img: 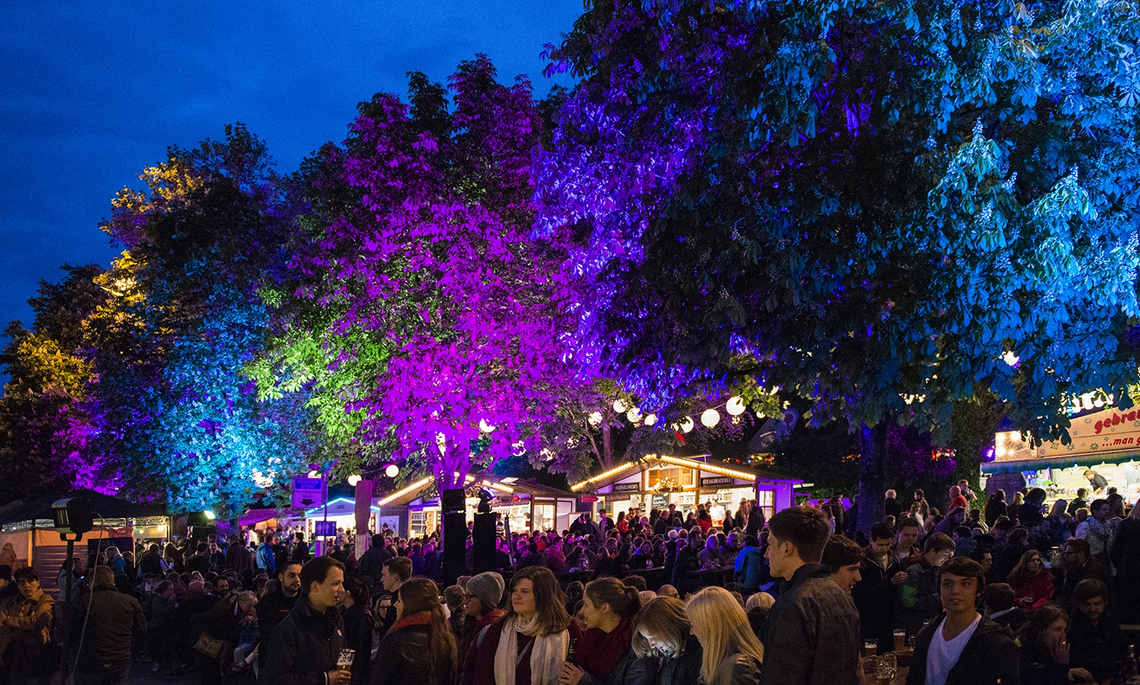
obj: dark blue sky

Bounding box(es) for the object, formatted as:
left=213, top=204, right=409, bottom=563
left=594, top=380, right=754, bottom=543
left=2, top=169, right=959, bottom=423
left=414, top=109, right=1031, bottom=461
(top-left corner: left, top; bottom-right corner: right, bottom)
left=0, top=1, right=581, bottom=337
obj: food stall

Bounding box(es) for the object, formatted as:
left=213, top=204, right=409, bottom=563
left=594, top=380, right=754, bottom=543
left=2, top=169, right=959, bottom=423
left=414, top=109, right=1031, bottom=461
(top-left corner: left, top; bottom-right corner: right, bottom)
left=986, top=405, right=1140, bottom=505
left=387, top=475, right=577, bottom=537
left=569, top=454, right=802, bottom=524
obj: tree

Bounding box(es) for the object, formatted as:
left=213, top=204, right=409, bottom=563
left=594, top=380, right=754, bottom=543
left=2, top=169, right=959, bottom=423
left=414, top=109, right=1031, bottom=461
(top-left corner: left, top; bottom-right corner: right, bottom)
left=87, top=125, right=323, bottom=518
left=0, top=265, right=109, bottom=502
left=536, top=0, right=1140, bottom=532
left=287, top=58, right=580, bottom=490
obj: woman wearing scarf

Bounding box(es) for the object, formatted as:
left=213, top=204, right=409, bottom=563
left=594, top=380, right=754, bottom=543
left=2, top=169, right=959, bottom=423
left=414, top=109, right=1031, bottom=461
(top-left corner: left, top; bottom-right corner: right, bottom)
left=558, top=578, right=657, bottom=685
left=370, top=578, right=457, bottom=685
left=463, top=566, right=570, bottom=685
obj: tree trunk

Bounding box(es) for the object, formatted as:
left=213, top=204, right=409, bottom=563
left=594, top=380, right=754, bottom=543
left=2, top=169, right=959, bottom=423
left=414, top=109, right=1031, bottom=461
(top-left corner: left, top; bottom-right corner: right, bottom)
left=602, top=423, right=613, bottom=469
left=857, top=421, right=888, bottom=536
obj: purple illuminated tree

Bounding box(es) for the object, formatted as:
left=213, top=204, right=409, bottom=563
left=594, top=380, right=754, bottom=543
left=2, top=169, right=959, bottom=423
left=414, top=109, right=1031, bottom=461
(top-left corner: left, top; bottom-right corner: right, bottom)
left=297, top=58, right=579, bottom=489
left=537, top=0, right=1140, bottom=533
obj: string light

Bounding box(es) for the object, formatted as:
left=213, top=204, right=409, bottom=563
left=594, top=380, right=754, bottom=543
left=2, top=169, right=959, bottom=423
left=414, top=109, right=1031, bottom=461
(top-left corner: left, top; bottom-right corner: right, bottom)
left=377, top=477, right=433, bottom=505
left=570, top=461, right=643, bottom=491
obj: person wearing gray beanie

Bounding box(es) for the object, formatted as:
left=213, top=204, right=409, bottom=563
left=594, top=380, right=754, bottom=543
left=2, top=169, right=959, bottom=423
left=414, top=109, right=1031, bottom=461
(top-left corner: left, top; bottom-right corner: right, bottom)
left=465, top=571, right=504, bottom=614
left=458, top=571, right=507, bottom=671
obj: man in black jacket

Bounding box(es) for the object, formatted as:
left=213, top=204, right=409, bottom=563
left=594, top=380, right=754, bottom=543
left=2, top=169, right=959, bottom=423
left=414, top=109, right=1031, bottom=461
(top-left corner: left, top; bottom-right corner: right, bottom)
left=759, top=506, right=861, bottom=685
left=1068, top=579, right=1129, bottom=683
left=355, top=534, right=390, bottom=589
left=905, top=557, right=1019, bottom=685
left=257, top=560, right=303, bottom=669
left=852, top=522, right=907, bottom=654
left=71, top=565, right=147, bottom=684
left=263, top=556, right=351, bottom=685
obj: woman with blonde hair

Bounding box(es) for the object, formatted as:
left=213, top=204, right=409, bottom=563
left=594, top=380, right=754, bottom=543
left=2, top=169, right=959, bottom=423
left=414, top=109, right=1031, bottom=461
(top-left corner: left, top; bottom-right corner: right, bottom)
left=371, top=577, right=457, bottom=685
left=631, top=596, right=702, bottom=685
left=686, top=587, right=763, bottom=685
left=462, top=566, right=570, bottom=685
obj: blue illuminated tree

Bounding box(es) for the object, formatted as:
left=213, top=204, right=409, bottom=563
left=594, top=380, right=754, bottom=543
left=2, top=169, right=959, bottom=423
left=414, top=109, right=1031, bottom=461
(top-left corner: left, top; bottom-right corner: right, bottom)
left=536, top=0, right=1140, bottom=530
left=88, top=125, right=324, bottom=518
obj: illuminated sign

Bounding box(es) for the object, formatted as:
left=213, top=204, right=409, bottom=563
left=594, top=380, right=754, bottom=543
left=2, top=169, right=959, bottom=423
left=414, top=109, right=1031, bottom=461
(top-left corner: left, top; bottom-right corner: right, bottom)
left=995, top=406, right=1140, bottom=463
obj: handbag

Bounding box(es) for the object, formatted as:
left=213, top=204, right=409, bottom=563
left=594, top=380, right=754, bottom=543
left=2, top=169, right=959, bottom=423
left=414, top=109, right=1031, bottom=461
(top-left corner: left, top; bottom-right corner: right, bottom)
left=193, top=632, right=225, bottom=660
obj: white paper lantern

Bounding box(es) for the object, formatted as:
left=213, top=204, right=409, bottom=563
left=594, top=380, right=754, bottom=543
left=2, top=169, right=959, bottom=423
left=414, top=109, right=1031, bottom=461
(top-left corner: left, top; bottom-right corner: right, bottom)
left=588, top=411, right=604, bottom=426
left=479, top=418, right=496, bottom=433
left=626, top=407, right=642, bottom=422
left=385, top=464, right=399, bottom=478
left=726, top=396, right=746, bottom=416
left=680, top=416, right=695, bottom=433
left=613, top=398, right=629, bottom=414
left=700, top=409, right=721, bottom=428
left=643, top=413, right=658, bottom=426
left=347, top=474, right=361, bottom=486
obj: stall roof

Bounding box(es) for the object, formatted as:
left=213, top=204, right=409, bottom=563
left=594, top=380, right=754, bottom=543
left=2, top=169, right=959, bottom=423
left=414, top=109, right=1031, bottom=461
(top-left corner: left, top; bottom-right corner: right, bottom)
left=570, top=454, right=803, bottom=492
left=0, top=489, right=166, bottom=526
left=982, top=450, right=1140, bottom=474
left=376, top=473, right=574, bottom=508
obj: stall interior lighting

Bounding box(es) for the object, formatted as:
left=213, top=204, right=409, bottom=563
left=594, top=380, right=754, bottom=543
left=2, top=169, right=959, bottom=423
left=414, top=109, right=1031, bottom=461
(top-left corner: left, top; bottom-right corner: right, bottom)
left=483, top=480, right=514, bottom=493
left=377, top=477, right=434, bottom=505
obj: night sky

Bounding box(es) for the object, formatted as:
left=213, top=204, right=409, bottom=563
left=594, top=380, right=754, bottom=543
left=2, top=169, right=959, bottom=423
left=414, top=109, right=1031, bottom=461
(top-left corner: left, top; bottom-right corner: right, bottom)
left=0, top=1, right=581, bottom=338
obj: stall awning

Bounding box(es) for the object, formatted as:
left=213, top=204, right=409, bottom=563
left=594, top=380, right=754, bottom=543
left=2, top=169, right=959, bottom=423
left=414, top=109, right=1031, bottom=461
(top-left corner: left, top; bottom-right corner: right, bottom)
left=982, top=450, right=1140, bottom=474
left=569, top=454, right=803, bottom=493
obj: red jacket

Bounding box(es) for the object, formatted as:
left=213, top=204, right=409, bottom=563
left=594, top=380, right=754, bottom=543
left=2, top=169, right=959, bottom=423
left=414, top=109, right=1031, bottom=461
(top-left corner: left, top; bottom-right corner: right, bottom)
left=459, top=610, right=506, bottom=685
left=1010, top=570, right=1054, bottom=612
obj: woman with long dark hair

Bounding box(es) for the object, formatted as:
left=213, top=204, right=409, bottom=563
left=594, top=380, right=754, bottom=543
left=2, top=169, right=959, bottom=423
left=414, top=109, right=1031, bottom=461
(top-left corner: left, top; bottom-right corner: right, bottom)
left=1006, top=549, right=1054, bottom=613
left=558, top=577, right=656, bottom=685
left=1017, top=603, right=1090, bottom=685
left=462, top=566, right=570, bottom=685
left=631, top=596, right=702, bottom=685
left=370, top=578, right=457, bottom=685
left=342, top=577, right=374, bottom=685
left=687, top=587, right=763, bottom=685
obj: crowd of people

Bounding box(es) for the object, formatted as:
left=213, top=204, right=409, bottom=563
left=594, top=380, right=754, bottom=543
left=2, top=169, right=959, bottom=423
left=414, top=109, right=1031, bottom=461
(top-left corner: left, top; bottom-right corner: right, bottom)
left=2, top=479, right=1139, bottom=684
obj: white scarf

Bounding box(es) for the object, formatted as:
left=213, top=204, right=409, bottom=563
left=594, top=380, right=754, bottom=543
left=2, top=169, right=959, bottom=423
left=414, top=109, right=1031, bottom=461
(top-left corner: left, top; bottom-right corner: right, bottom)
left=493, top=614, right=568, bottom=685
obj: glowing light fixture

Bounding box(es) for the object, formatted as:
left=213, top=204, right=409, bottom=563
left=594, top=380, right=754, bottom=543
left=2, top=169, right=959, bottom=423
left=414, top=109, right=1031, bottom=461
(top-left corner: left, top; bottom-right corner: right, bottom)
left=385, top=464, right=400, bottom=478
left=1002, top=350, right=1020, bottom=367
left=377, top=476, right=433, bottom=505
left=613, top=398, right=629, bottom=413
left=571, top=461, right=642, bottom=491
left=679, top=416, right=694, bottom=433
left=347, top=474, right=361, bottom=487
left=627, top=407, right=642, bottom=422
left=726, top=396, right=746, bottom=416
left=203, top=510, right=216, bottom=521
left=479, top=419, right=496, bottom=433
left=700, top=409, right=721, bottom=428
left=643, top=413, right=658, bottom=426
left=588, top=411, right=603, bottom=426
left=307, top=469, right=320, bottom=479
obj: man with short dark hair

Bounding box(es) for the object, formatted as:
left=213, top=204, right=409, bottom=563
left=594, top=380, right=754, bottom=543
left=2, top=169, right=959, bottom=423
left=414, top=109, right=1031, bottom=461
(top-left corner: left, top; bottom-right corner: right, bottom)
left=853, top=522, right=907, bottom=654
left=186, top=542, right=210, bottom=575
left=822, top=535, right=864, bottom=594
left=291, top=532, right=310, bottom=564
left=376, top=556, right=412, bottom=635
left=893, top=518, right=922, bottom=562
left=257, top=560, right=303, bottom=670
left=1068, top=579, right=1128, bottom=682
left=1075, top=499, right=1113, bottom=561
left=759, top=506, right=860, bottom=685
left=1056, top=538, right=1110, bottom=605
left=355, top=534, right=391, bottom=588
left=262, top=556, right=351, bottom=685
left=905, top=557, right=1018, bottom=685
left=981, top=582, right=1026, bottom=633
left=72, top=566, right=147, bottom=685
left=0, top=566, right=54, bottom=680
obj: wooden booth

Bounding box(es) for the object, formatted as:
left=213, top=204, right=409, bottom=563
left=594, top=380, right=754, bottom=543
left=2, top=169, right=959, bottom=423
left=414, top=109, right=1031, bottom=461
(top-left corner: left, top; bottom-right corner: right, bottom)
left=570, top=454, right=802, bottom=525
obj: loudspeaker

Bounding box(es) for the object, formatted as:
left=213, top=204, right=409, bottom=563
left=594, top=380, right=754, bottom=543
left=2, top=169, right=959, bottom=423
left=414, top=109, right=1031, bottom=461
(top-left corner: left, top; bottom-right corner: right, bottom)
left=472, top=512, right=497, bottom=573
left=442, top=511, right=469, bottom=585
left=441, top=488, right=466, bottom=514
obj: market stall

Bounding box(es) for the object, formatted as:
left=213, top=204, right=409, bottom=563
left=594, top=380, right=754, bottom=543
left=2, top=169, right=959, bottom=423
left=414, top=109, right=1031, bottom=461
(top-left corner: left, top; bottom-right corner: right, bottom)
left=986, top=405, right=1140, bottom=505
left=0, top=489, right=167, bottom=596
left=384, top=475, right=576, bottom=537
left=569, top=454, right=802, bottom=524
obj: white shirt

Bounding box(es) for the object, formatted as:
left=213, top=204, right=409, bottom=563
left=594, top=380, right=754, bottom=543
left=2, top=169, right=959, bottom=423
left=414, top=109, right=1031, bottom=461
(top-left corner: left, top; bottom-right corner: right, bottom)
left=925, top=614, right=981, bottom=685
